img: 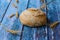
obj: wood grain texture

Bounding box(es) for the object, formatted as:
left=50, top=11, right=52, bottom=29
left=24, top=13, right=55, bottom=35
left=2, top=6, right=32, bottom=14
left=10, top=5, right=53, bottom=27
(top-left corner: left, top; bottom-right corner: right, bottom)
left=0, top=0, right=12, bottom=22
left=0, top=0, right=60, bottom=40
left=46, top=0, right=60, bottom=40
left=0, top=0, right=29, bottom=40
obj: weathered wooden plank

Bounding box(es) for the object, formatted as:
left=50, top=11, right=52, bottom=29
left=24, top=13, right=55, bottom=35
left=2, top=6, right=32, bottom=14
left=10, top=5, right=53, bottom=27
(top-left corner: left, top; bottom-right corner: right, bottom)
left=53, top=0, right=60, bottom=40
left=21, top=0, right=47, bottom=40
left=1, top=0, right=60, bottom=40
left=0, top=0, right=12, bottom=22
left=46, top=0, right=60, bottom=40
left=0, top=0, right=29, bottom=40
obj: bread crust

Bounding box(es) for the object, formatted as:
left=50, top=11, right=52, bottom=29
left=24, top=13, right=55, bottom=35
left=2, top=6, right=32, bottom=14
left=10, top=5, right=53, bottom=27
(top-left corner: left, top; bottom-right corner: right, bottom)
left=20, top=8, right=47, bottom=27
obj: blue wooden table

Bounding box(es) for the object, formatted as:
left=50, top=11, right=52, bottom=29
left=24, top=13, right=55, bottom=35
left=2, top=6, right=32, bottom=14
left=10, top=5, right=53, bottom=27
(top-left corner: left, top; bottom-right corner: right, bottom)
left=0, top=0, right=60, bottom=40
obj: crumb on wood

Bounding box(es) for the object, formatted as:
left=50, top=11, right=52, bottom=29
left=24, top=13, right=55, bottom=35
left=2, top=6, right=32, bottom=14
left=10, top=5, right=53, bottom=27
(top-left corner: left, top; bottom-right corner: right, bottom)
left=50, top=21, right=60, bottom=28
left=40, top=3, right=46, bottom=9
left=0, top=23, right=20, bottom=34
left=16, top=0, right=19, bottom=3
left=6, top=30, right=20, bottom=34
left=16, top=12, right=19, bottom=18
left=41, top=0, right=44, bottom=3
left=9, top=14, right=15, bottom=18
left=12, top=3, right=18, bottom=8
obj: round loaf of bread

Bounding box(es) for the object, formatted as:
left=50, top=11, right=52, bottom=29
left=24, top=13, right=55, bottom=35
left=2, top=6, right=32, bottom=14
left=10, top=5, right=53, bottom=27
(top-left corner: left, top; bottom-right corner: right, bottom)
left=20, top=8, right=47, bottom=27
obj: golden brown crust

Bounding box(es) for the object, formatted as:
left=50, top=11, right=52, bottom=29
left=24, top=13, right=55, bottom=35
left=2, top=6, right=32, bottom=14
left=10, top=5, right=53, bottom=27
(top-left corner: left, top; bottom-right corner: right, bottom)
left=20, top=8, right=47, bottom=27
